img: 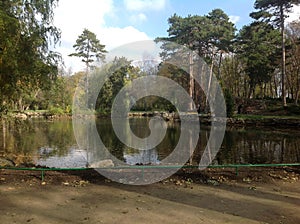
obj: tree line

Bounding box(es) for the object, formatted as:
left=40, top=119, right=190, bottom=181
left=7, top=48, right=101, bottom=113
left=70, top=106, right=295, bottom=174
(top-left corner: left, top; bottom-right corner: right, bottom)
left=157, top=1, right=300, bottom=110
left=1, top=0, right=300, bottom=116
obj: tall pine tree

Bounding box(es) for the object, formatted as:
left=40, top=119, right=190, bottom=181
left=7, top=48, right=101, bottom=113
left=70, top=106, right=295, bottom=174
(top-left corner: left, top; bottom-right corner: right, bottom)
left=69, top=29, right=107, bottom=108
left=69, top=29, right=107, bottom=72
left=251, top=0, right=300, bottom=106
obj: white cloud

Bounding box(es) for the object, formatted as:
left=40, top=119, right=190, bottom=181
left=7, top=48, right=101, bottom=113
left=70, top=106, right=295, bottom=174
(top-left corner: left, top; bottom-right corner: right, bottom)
left=229, top=15, right=240, bottom=24
left=107, top=40, right=161, bottom=62
left=57, top=26, right=150, bottom=72
left=287, top=5, right=300, bottom=23
left=100, top=26, right=150, bottom=49
left=129, top=13, right=147, bottom=24
left=124, top=0, right=167, bottom=11
left=54, top=0, right=113, bottom=42
left=53, top=0, right=151, bottom=73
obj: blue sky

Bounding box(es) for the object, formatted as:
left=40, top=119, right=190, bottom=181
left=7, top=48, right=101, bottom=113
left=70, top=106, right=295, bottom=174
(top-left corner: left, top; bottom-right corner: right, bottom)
left=105, top=0, right=255, bottom=38
left=53, top=0, right=300, bottom=73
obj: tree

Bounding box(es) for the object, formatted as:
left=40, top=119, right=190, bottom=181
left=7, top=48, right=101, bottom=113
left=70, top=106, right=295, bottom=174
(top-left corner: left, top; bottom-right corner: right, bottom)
left=157, top=9, right=235, bottom=111
left=286, top=21, right=300, bottom=104
left=221, top=53, right=246, bottom=98
left=251, top=0, right=300, bottom=106
left=224, top=88, right=235, bottom=117
left=69, top=29, right=107, bottom=109
left=237, top=21, right=281, bottom=98
left=0, top=0, right=61, bottom=110
left=90, top=57, right=138, bottom=113
left=69, top=29, right=107, bottom=71
left=162, top=14, right=199, bottom=110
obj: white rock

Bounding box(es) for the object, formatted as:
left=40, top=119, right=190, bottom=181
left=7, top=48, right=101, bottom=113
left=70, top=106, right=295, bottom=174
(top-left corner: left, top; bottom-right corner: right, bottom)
left=89, top=159, right=114, bottom=168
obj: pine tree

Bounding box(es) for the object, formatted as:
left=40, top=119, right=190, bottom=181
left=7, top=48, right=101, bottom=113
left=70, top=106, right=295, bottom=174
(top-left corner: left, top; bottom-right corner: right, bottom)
left=251, top=0, right=300, bottom=107
left=69, top=29, right=107, bottom=72
left=69, top=29, right=107, bottom=108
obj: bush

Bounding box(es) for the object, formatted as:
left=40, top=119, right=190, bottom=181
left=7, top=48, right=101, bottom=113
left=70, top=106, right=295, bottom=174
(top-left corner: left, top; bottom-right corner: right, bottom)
left=65, top=105, right=72, bottom=114
left=48, top=106, right=65, bottom=115
left=224, top=89, right=235, bottom=118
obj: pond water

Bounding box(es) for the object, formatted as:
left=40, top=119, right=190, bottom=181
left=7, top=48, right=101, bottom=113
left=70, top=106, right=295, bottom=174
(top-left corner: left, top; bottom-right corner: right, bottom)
left=0, top=118, right=299, bottom=168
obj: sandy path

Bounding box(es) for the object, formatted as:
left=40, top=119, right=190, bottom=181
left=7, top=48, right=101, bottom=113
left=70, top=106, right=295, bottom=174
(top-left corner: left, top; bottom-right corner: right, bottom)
left=0, top=169, right=299, bottom=224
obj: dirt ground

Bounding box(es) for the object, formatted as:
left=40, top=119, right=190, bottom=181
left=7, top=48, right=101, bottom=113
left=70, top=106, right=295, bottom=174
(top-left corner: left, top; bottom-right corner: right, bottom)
left=0, top=167, right=299, bottom=224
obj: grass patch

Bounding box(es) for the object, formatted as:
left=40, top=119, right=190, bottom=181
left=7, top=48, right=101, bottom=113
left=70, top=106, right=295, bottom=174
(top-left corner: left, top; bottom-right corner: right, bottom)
left=234, top=114, right=300, bottom=120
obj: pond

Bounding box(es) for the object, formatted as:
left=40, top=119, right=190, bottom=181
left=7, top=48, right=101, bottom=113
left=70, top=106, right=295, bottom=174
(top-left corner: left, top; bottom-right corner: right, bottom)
left=0, top=118, right=299, bottom=168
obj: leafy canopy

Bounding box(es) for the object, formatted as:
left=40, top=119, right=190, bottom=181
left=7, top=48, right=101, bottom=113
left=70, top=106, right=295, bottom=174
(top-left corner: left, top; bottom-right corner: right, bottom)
left=237, top=21, right=281, bottom=89
left=0, top=0, right=61, bottom=110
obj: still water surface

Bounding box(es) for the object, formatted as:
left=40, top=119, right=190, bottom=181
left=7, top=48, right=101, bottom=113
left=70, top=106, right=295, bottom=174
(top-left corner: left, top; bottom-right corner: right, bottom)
left=0, top=118, right=299, bottom=167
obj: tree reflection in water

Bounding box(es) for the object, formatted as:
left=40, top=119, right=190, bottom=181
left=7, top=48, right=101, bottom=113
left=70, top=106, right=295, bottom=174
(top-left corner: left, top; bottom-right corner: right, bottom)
left=0, top=118, right=299, bottom=167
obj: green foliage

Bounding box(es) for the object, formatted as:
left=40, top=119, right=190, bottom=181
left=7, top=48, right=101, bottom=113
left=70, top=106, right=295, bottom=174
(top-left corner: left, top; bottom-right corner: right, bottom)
left=253, top=0, right=300, bottom=27
left=65, top=105, right=72, bottom=114
left=157, top=9, right=236, bottom=112
left=130, top=96, right=176, bottom=112
left=237, top=21, right=281, bottom=96
left=224, top=89, right=235, bottom=117
left=90, top=57, right=178, bottom=113
left=48, top=106, right=65, bottom=115
left=0, top=0, right=61, bottom=111
left=88, top=57, right=134, bottom=113
left=163, top=9, right=236, bottom=58
left=252, top=0, right=300, bottom=107
left=41, top=76, right=73, bottom=111
left=2, top=2, right=299, bottom=115
left=69, top=29, right=107, bottom=69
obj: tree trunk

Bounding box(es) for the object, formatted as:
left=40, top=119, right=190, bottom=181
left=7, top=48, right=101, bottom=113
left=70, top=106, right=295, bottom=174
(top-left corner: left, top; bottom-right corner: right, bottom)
left=18, top=97, right=23, bottom=111
left=189, top=51, right=194, bottom=111
left=296, top=68, right=300, bottom=105
left=273, top=75, right=278, bottom=98
left=2, top=120, right=6, bottom=150
left=85, top=62, right=89, bottom=109
left=206, top=56, right=214, bottom=106
left=280, top=5, right=287, bottom=107
left=217, top=51, right=223, bottom=80
left=248, top=82, right=254, bottom=99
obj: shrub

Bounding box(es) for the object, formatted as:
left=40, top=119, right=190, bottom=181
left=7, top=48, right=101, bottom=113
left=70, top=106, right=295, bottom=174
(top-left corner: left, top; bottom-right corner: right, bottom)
left=48, top=106, right=65, bottom=115
left=224, top=89, right=235, bottom=118
left=65, top=105, right=72, bottom=114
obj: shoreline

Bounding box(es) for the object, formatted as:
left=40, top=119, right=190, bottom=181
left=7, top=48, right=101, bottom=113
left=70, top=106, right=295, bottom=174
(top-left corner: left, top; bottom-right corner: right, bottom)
left=1, top=110, right=300, bottom=128
left=1, top=165, right=299, bottom=185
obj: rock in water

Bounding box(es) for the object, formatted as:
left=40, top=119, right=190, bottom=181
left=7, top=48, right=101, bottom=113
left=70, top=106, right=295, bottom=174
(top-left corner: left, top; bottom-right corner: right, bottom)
left=88, top=159, right=114, bottom=168
left=0, top=158, right=14, bottom=167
